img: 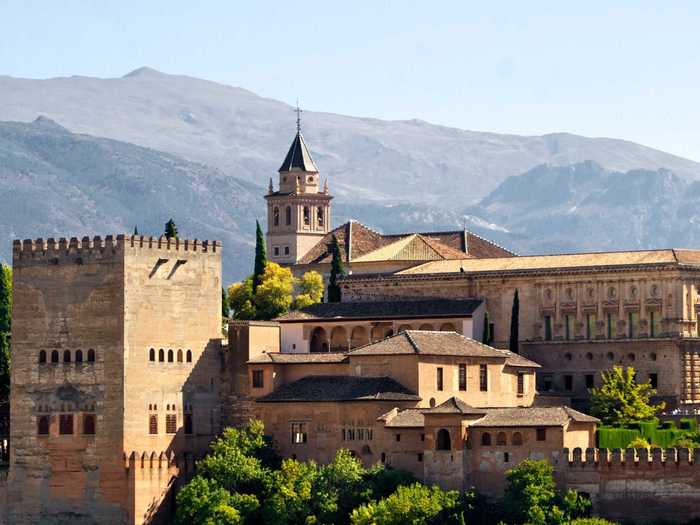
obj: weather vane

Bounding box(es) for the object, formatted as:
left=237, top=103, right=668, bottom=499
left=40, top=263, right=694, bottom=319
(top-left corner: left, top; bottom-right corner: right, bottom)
left=295, top=98, right=302, bottom=133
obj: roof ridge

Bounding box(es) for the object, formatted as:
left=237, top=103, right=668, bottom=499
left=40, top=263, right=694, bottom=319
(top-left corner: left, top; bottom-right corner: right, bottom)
left=402, top=330, right=421, bottom=353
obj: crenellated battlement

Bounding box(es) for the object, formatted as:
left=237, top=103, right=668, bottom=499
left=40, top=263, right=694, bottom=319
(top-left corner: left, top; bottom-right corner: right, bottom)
left=561, top=446, right=700, bottom=469
left=123, top=450, right=198, bottom=474
left=12, top=234, right=221, bottom=265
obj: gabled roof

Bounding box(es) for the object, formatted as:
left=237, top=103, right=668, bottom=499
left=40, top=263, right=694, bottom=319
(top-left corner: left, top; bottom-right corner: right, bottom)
left=348, top=330, right=540, bottom=368
left=279, top=132, right=319, bottom=173
left=469, top=406, right=600, bottom=427
left=296, top=220, right=513, bottom=265
left=248, top=352, right=349, bottom=364
left=425, top=396, right=486, bottom=415
left=257, top=375, right=420, bottom=402
left=275, top=299, right=482, bottom=322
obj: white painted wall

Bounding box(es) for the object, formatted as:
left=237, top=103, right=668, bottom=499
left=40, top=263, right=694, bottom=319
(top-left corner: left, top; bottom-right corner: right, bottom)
left=280, top=324, right=306, bottom=353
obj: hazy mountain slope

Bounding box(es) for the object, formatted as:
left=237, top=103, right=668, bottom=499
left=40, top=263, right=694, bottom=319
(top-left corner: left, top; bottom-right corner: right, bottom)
left=465, top=161, right=700, bottom=254
left=0, top=67, right=698, bottom=208
left=0, top=117, right=261, bottom=281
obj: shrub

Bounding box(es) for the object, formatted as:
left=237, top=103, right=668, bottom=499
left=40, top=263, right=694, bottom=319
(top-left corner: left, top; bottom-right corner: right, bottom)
left=628, top=437, right=651, bottom=449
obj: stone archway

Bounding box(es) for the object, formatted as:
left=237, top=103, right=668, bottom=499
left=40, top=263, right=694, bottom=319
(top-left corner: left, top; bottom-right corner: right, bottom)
left=440, top=322, right=457, bottom=332
left=419, top=323, right=434, bottom=330
left=310, top=327, right=329, bottom=353
left=397, top=324, right=413, bottom=333
left=350, top=326, right=369, bottom=348
left=436, top=429, right=451, bottom=451
left=330, top=326, right=349, bottom=352
left=370, top=325, right=385, bottom=342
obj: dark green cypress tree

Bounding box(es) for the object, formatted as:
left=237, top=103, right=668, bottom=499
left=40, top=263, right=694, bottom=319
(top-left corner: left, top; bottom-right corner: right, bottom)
left=164, top=219, right=178, bottom=239
left=509, top=289, right=520, bottom=353
left=0, top=265, right=11, bottom=403
left=222, top=287, right=230, bottom=319
left=252, top=220, right=267, bottom=293
left=327, top=235, right=344, bottom=303
left=482, top=311, right=491, bottom=345
left=133, top=225, right=139, bottom=236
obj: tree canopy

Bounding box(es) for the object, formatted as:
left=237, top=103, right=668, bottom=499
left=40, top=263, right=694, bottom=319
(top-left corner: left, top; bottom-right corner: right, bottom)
left=589, top=366, right=665, bottom=425
left=164, top=218, right=178, bottom=239
left=293, top=270, right=324, bottom=309
left=327, top=234, right=344, bottom=303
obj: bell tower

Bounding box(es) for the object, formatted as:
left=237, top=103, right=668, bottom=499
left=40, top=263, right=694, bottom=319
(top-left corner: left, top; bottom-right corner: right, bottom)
left=265, top=113, right=332, bottom=264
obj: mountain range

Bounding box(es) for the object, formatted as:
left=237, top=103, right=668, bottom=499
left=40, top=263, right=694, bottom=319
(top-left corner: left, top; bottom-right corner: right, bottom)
left=0, top=67, right=699, bottom=282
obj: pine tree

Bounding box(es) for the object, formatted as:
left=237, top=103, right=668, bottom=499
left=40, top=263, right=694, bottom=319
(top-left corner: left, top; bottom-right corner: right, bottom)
left=253, top=220, right=268, bottom=293
left=509, top=289, right=520, bottom=353
left=164, top=219, right=178, bottom=239
left=327, top=235, right=345, bottom=303
left=482, top=311, right=491, bottom=345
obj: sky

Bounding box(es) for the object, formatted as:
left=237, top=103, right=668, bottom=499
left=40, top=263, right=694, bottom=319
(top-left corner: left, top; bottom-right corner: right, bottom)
left=1, top=1, right=700, bottom=161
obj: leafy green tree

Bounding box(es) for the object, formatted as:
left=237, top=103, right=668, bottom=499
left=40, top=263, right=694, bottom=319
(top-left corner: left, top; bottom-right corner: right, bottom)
left=363, top=464, right=417, bottom=501
left=164, top=218, right=178, bottom=239
left=327, top=235, right=344, bottom=303
left=253, top=220, right=268, bottom=293
left=293, top=270, right=324, bottom=309
left=482, top=311, right=491, bottom=345
left=228, top=278, right=256, bottom=320
left=350, top=483, right=462, bottom=525
left=589, top=366, right=665, bottom=425
left=254, top=262, right=294, bottom=320
left=504, top=459, right=559, bottom=525
left=509, top=289, right=519, bottom=353
left=222, top=287, right=230, bottom=319
left=561, top=489, right=593, bottom=522
left=262, top=458, right=320, bottom=525
left=314, top=449, right=367, bottom=523
left=175, top=476, right=254, bottom=525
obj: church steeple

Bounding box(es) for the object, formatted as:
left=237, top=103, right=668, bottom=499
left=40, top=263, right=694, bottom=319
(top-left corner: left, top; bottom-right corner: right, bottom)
left=278, top=132, right=319, bottom=173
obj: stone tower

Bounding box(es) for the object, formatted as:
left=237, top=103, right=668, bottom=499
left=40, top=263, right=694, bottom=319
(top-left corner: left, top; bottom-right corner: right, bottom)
left=8, top=234, right=223, bottom=525
left=265, top=127, right=332, bottom=264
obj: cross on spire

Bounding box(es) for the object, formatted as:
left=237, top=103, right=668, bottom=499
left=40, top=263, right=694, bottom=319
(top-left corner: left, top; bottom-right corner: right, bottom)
left=295, top=99, right=302, bottom=133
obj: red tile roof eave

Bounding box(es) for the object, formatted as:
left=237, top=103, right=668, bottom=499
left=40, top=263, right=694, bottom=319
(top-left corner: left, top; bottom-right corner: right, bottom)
left=255, top=396, right=422, bottom=403
left=276, top=313, right=474, bottom=323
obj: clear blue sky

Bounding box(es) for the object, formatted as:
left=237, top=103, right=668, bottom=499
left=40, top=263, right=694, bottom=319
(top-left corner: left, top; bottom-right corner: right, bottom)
left=2, top=1, right=699, bottom=160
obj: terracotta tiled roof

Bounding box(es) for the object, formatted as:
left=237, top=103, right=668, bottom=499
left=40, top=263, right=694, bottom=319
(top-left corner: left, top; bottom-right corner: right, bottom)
left=383, top=409, right=426, bottom=428
left=276, top=299, right=482, bottom=322
left=425, top=397, right=486, bottom=415
left=397, top=249, right=700, bottom=276
left=257, top=375, right=420, bottom=402
left=248, top=352, right=349, bottom=364
left=469, top=406, right=599, bottom=427
left=348, top=331, right=540, bottom=368
left=296, top=220, right=513, bottom=265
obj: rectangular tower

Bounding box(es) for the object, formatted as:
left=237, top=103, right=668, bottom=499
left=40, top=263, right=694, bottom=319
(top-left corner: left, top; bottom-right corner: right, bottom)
left=8, top=234, right=222, bottom=525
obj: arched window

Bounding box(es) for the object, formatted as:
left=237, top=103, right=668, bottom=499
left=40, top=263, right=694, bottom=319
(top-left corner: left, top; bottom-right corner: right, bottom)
left=177, top=349, right=183, bottom=362
left=380, top=452, right=386, bottom=463
left=350, top=326, right=369, bottom=349
left=317, top=207, right=324, bottom=227
left=186, top=350, right=192, bottom=363
left=39, top=350, right=47, bottom=364
left=330, top=326, right=348, bottom=352
left=310, top=327, right=329, bottom=353
left=273, top=207, right=280, bottom=226
left=75, top=349, right=83, bottom=363
left=303, top=206, right=310, bottom=225
left=63, top=350, right=71, bottom=363
left=496, top=432, right=507, bottom=446
left=83, top=414, right=96, bottom=435
left=285, top=206, right=292, bottom=225
left=167, top=349, right=174, bottom=363
left=440, top=322, right=457, bottom=332
left=51, top=350, right=59, bottom=364
left=512, top=432, right=523, bottom=446
left=397, top=324, right=412, bottom=333
left=149, top=348, right=155, bottom=362
left=159, top=349, right=165, bottom=362
left=436, top=429, right=451, bottom=451
left=481, top=432, right=492, bottom=446
left=37, top=415, right=50, bottom=435
left=419, top=323, right=434, bottom=330
left=87, top=349, right=96, bottom=363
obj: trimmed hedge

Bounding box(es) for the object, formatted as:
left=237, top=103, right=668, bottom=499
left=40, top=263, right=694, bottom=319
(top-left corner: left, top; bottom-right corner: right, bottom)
left=597, top=420, right=699, bottom=449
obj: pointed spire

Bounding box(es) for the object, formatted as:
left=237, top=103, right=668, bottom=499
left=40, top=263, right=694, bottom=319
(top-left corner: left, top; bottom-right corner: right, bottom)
left=268, top=177, right=274, bottom=194
left=323, top=178, right=329, bottom=194
left=279, top=132, right=319, bottom=173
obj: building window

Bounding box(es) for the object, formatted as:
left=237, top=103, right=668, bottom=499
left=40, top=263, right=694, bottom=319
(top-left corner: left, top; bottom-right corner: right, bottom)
left=177, top=349, right=183, bottom=362
left=607, top=313, right=617, bottom=339
left=149, top=415, right=158, bottom=435
left=158, top=349, right=164, bottom=362
left=87, top=349, right=95, bottom=362
left=564, top=315, right=572, bottom=340
left=83, top=414, right=96, bottom=435
left=317, top=207, right=324, bottom=227
left=149, top=348, right=155, bottom=361
left=284, top=246, right=290, bottom=255
left=51, top=350, right=59, bottom=363
left=395, top=433, right=401, bottom=442
left=496, top=432, right=507, bottom=446
left=274, top=247, right=280, bottom=256
left=63, top=350, right=71, bottom=363
left=75, top=349, right=83, bottom=363
left=291, top=422, right=307, bottom=444
left=303, top=206, right=310, bottom=225
left=166, top=414, right=177, bottom=434
left=285, top=206, right=292, bottom=225
left=479, top=364, right=488, bottom=391
left=252, top=370, right=264, bottom=388
left=417, top=453, right=423, bottom=462
left=186, top=350, right=192, bottom=363
left=650, top=311, right=659, bottom=337
left=167, top=349, right=174, bottom=362
left=536, top=428, right=547, bottom=441
left=59, top=414, right=74, bottom=435
left=504, top=452, right=510, bottom=463
left=585, top=374, right=595, bottom=389
left=273, top=207, right=279, bottom=226
left=512, top=432, right=523, bottom=446
left=517, top=372, right=525, bottom=395
left=39, top=350, right=46, bottom=364
left=649, top=373, right=658, bottom=389
left=544, top=315, right=553, bottom=341
left=436, top=429, right=451, bottom=451
left=184, top=413, right=193, bottom=435
left=542, top=375, right=553, bottom=392
left=436, top=367, right=444, bottom=391
left=628, top=312, right=638, bottom=338
left=459, top=363, right=467, bottom=391
left=381, top=452, right=386, bottom=463
left=586, top=314, right=596, bottom=339
left=481, top=432, right=491, bottom=446
left=564, top=374, right=573, bottom=391
left=38, top=415, right=50, bottom=435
